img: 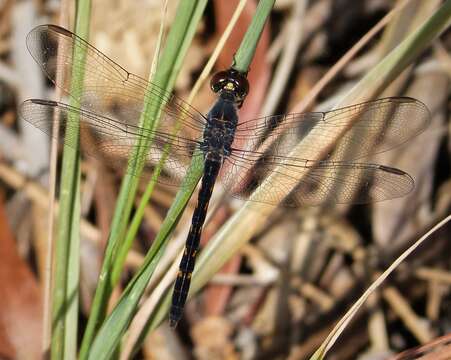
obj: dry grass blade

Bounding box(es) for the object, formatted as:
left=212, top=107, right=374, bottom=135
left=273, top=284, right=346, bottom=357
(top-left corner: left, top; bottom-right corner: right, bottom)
left=390, top=332, right=451, bottom=360
left=310, top=214, right=451, bottom=359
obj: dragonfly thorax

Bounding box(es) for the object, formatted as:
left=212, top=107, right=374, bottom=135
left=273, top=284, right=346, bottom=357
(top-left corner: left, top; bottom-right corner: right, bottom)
left=202, top=97, right=239, bottom=162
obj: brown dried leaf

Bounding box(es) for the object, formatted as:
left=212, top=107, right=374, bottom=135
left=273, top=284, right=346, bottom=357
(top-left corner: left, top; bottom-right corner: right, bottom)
left=0, top=195, right=42, bottom=359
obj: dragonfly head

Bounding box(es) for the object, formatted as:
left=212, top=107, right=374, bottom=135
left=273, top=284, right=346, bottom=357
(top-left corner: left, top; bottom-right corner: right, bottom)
left=211, top=68, right=249, bottom=108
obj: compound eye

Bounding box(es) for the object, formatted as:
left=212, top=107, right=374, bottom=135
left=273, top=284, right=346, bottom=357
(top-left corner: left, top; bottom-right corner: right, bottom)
left=210, top=71, right=228, bottom=93
left=233, top=73, right=249, bottom=98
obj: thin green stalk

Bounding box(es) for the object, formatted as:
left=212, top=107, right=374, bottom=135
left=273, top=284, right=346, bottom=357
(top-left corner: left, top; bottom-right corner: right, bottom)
left=110, top=1, right=169, bottom=285
left=233, top=0, right=275, bottom=72
left=51, top=1, right=91, bottom=359
left=81, top=2, right=208, bottom=359
left=111, top=158, right=162, bottom=285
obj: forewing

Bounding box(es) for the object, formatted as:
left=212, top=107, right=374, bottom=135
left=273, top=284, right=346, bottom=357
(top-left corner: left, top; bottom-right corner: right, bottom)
left=26, top=24, right=206, bottom=141
left=235, top=97, right=430, bottom=162
left=19, top=99, right=204, bottom=187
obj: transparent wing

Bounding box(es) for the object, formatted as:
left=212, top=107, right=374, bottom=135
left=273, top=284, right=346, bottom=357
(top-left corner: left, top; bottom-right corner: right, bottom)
left=19, top=99, right=204, bottom=186
left=26, top=24, right=206, bottom=139
left=221, top=153, right=414, bottom=206
left=220, top=97, right=429, bottom=206
left=234, top=97, right=430, bottom=161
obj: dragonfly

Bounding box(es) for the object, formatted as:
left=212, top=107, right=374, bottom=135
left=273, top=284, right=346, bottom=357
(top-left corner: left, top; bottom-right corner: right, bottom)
left=19, top=25, right=430, bottom=328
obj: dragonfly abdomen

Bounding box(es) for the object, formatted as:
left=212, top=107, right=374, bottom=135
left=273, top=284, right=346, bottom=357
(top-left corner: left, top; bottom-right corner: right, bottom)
left=169, top=160, right=221, bottom=328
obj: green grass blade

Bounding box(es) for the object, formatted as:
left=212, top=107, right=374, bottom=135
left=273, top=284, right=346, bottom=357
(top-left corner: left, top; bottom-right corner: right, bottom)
left=50, top=1, right=91, bottom=359
left=233, top=0, right=275, bottom=72
left=110, top=2, right=169, bottom=285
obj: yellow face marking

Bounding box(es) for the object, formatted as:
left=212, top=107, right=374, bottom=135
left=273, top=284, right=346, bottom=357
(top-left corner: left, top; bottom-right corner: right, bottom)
left=225, top=82, right=235, bottom=91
